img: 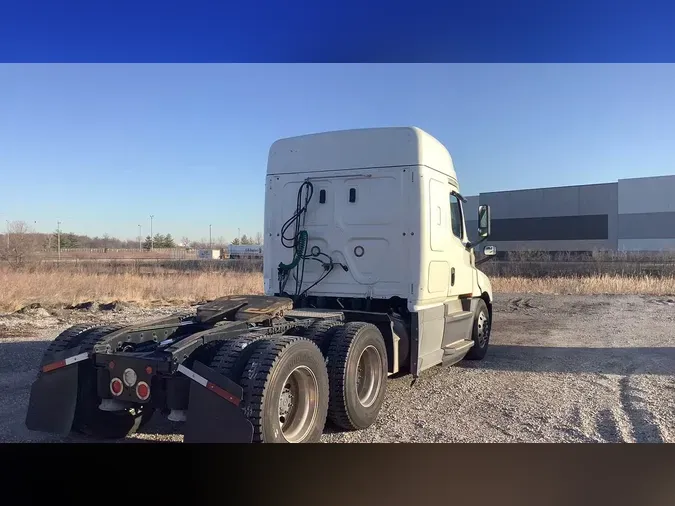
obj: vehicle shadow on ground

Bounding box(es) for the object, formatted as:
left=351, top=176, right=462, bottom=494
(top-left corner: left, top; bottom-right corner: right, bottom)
left=321, top=422, right=351, bottom=435
left=463, top=344, right=675, bottom=376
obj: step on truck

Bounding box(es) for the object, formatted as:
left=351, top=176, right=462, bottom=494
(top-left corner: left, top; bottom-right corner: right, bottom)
left=25, top=126, right=497, bottom=443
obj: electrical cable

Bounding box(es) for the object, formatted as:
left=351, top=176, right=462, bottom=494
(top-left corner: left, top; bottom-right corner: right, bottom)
left=276, top=180, right=347, bottom=301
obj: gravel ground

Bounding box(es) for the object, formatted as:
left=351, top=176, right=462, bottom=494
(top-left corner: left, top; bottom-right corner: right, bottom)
left=1, top=293, right=674, bottom=443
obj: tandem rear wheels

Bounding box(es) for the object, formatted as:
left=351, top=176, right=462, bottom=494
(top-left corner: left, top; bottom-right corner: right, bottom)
left=208, top=320, right=389, bottom=442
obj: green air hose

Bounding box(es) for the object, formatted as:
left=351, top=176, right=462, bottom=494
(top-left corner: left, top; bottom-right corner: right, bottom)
left=276, top=180, right=343, bottom=298
left=278, top=230, right=308, bottom=272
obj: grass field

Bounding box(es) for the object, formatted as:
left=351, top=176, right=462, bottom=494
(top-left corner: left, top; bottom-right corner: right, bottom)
left=493, top=274, right=675, bottom=296
left=2, top=263, right=675, bottom=312
left=0, top=266, right=261, bottom=312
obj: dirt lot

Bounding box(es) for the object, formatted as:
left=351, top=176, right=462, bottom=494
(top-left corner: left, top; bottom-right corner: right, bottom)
left=1, top=293, right=673, bottom=443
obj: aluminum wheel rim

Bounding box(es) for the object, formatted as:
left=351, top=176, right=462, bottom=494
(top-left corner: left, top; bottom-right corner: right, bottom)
left=278, top=365, right=319, bottom=443
left=477, top=311, right=489, bottom=347
left=356, top=345, right=383, bottom=408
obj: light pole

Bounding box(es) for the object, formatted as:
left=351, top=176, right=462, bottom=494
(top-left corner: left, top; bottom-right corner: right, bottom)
left=238, top=227, right=240, bottom=244
left=57, top=221, right=61, bottom=262
left=138, top=224, right=142, bottom=251
left=150, top=215, right=154, bottom=250
left=5, top=220, right=8, bottom=249
left=209, top=224, right=212, bottom=249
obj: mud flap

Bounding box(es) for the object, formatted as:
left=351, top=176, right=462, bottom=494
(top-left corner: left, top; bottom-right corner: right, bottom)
left=24, top=346, right=88, bottom=436
left=181, top=361, right=254, bottom=443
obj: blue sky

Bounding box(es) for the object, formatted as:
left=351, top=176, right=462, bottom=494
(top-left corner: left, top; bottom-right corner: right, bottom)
left=1, top=64, right=674, bottom=241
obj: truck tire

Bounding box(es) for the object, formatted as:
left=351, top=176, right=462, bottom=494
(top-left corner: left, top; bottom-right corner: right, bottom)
left=464, top=298, right=491, bottom=361
left=326, top=322, right=388, bottom=431
left=208, top=333, right=271, bottom=381
left=304, top=319, right=343, bottom=355
left=41, top=323, right=100, bottom=363
left=239, top=336, right=329, bottom=443
left=71, top=325, right=155, bottom=439
left=284, top=325, right=308, bottom=337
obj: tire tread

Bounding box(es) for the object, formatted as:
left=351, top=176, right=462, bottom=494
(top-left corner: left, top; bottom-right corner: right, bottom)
left=304, top=319, right=343, bottom=354
left=41, top=324, right=101, bottom=364
left=208, top=333, right=271, bottom=382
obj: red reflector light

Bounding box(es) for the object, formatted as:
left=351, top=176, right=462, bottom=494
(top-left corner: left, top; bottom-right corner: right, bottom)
left=145, top=366, right=153, bottom=374
left=42, top=360, right=66, bottom=373
left=136, top=381, right=150, bottom=401
left=108, top=361, right=115, bottom=370
left=207, top=382, right=241, bottom=406
left=110, top=378, right=123, bottom=396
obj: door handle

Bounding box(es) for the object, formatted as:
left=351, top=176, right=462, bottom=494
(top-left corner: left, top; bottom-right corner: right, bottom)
left=451, top=267, right=455, bottom=286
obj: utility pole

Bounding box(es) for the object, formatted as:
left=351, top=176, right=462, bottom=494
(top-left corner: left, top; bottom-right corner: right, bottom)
left=138, top=224, right=142, bottom=251
left=5, top=220, right=8, bottom=250
left=57, top=221, right=61, bottom=262
left=150, top=215, right=154, bottom=250
left=238, top=227, right=240, bottom=244
left=209, top=224, right=212, bottom=249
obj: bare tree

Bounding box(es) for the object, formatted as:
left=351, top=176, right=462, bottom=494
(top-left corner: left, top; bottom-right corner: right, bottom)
left=254, top=231, right=263, bottom=245
left=1, top=220, right=40, bottom=266
left=189, top=237, right=209, bottom=249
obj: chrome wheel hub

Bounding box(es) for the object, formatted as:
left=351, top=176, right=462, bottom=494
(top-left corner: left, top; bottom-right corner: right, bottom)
left=277, top=365, right=319, bottom=442
left=355, top=345, right=383, bottom=408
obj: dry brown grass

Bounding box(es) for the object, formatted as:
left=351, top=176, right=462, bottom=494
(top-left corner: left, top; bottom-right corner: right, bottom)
left=0, top=268, right=264, bottom=312
left=2, top=266, right=674, bottom=313
left=492, top=274, right=675, bottom=296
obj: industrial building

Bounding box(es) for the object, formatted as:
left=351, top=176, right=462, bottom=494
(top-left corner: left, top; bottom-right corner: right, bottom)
left=464, top=175, right=675, bottom=253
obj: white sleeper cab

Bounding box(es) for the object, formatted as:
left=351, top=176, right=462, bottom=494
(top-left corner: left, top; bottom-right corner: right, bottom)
left=264, top=126, right=496, bottom=375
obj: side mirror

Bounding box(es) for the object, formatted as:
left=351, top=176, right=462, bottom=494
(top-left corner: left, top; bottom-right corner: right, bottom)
left=483, top=245, right=496, bottom=256
left=478, top=205, right=491, bottom=238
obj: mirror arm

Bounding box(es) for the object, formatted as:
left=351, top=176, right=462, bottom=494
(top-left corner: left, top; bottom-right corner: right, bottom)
left=466, top=235, right=488, bottom=250
left=475, top=254, right=495, bottom=266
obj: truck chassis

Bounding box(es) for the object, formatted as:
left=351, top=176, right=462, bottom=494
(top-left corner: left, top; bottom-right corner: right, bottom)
left=25, top=294, right=450, bottom=443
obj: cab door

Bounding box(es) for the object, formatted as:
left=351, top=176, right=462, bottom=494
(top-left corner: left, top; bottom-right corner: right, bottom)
left=447, top=191, right=474, bottom=298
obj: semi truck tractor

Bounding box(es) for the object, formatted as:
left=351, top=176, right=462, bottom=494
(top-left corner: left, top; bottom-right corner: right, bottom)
left=25, top=126, right=496, bottom=443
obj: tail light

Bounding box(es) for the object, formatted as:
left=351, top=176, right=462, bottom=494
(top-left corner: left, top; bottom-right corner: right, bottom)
left=136, top=381, right=150, bottom=401
left=110, top=377, right=123, bottom=396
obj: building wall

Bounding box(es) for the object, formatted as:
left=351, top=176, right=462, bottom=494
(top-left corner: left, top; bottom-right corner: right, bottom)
left=476, top=183, right=618, bottom=252
left=617, top=175, right=675, bottom=251
left=463, top=175, right=674, bottom=252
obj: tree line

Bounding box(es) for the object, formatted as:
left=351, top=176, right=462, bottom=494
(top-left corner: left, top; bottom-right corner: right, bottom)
left=1, top=220, right=262, bottom=264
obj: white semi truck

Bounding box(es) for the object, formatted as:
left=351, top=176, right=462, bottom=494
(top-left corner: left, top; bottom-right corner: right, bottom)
left=25, top=126, right=496, bottom=443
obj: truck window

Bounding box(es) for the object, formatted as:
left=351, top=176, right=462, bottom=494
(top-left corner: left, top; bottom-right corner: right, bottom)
left=450, top=194, right=463, bottom=239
